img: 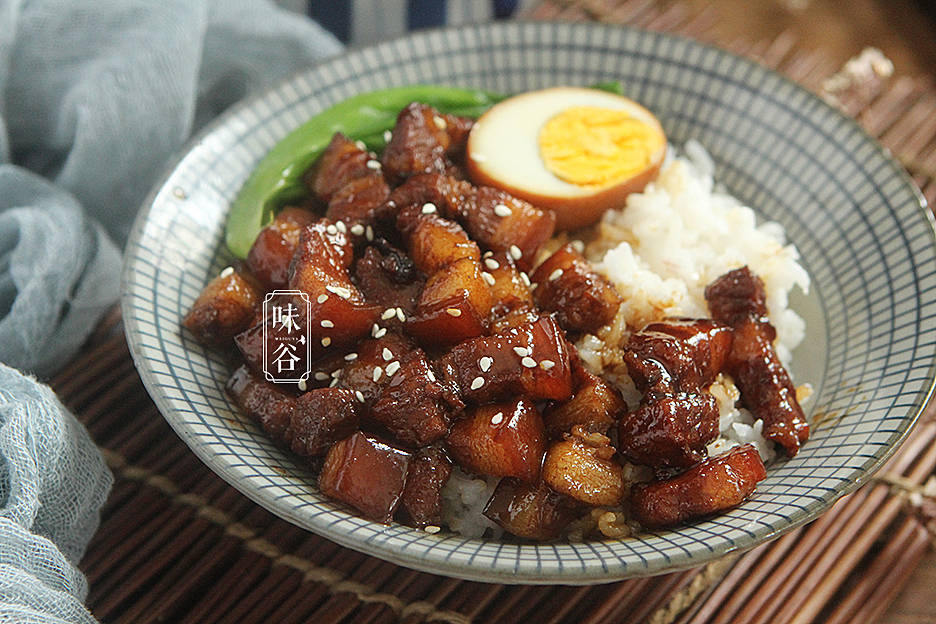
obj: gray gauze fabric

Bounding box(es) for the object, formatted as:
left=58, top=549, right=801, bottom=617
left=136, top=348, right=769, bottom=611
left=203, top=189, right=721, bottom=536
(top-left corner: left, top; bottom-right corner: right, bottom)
left=0, top=1, right=342, bottom=621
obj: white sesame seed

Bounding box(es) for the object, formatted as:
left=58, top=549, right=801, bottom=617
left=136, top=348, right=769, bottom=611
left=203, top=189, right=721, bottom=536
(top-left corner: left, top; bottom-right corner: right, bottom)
left=470, top=376, right=485, bottom=390
left=484, top=258, right=500, bottom=270
left=372, top=323, right=381, bottom=337
left=482, top=271, right=496, bottom=286
left=326, top=284, right=352, bottom=299
left=383, top=129, right=393, bottom=142
left=355, top=390, right=365, bottom=403
left=520, top=272, right=531, bottom=287
left=445, top=308, right=462, bottom=317
left=433, top=115, right=447, bottom=130
left=479, top=356, right=493, bottom=372
left=382, top=348, right=393, bottom=361
left=331, top=369, right=341, bottom=378
left=297, top=378, right=307, bottom=391
left=386, top=360, right=401, bottom=376
left=513, top=346, right=531, bottom=357
left=344, top=353, right=358, bottom=361
left=354, top=140, right=367, bottom=150
left=317, top=294, right=329, bottom=304
left=326, top=224, right=338, bottom=235
left=374, top=327, right=387, bottom=338
left=320, top=320, right=334, bottom=328
left=329, top=378, right=339, bottom=387
left=521, top=357, right=537, bottom=368
left=365, top=225, right=374, bottom=241
left=350, top=223, right=365, bottom=236
left=548, top=268, right=564, bottom=282
left=381, top=308, right=396, bottom=320
left=427, top=369, right=436, bottom=382
left=335, top=220, right=347, bottom=234
left=220, top=266, right=234, bottom=278
left=483, top=251, right=494, bottom=259
left=493, top=203, right=512, bottom=217
left=491, top=411, right=504, bottom=425
left=421, top=202, right=437, bottom=214
left=424, top=524, right=441, bottom=534
left=509, top=245, right=522, bottom=260
left=321, top=337, right=332, bottom=347
left=366, top=159, right=381, bottom=170
left=373, top=366, right=383, bottom=382
left=314, top=371, right=329, bottom=381
left=540, top=359, right=556, bottom=370
left=571, top=240, right=585, bottom=253
left=396, top=307, right=406, bottom=322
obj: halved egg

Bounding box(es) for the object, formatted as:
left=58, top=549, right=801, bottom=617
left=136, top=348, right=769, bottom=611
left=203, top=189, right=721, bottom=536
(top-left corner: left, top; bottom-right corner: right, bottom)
left=466, top=87, right=666, bottom=231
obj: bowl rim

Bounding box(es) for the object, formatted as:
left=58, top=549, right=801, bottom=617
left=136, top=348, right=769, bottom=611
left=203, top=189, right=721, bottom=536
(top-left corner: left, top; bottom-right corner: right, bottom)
left=121, top=19, right=936, bottom=584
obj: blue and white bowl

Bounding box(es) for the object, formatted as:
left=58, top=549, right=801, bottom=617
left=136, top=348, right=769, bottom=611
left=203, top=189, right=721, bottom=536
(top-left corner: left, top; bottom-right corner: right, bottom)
left=122, top=21, right=936, bottom=583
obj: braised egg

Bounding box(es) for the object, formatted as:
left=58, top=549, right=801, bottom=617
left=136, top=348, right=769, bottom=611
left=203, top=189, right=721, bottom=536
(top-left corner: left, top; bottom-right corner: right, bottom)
left=466, top=87, right=666, bottom=231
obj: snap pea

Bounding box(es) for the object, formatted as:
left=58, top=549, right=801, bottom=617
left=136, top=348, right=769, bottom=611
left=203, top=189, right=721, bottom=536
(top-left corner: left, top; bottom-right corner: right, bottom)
left=225, top=85, right=505, bottom=258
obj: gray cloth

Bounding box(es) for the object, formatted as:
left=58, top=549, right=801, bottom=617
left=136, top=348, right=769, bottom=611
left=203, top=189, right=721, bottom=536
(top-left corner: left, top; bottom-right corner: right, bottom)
left=0, top=1, right=342, bottom=621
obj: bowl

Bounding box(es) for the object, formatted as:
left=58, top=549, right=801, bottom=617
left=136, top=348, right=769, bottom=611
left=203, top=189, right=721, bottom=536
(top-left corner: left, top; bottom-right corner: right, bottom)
left=121, top=20, right=936, bottom=584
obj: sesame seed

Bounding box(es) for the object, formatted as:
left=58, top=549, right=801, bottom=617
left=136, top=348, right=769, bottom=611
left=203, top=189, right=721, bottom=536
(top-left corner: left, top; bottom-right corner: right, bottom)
left=483, top=251, right=494, bottom=259
left=355, top=390, right=365, bottom=403
left=321, top=337, right=332, bottom=347
left=314, top=372, right=329, bottom=381
left=354, top=139, right=367, bottom=150
left=344, top=353, right=358, bottom=361
left=382, top=347, right=393, bottom=361
left=317, top=294, right=329, bottom=304
left=297, top=378, right=307, bottom=391
left=220, top=266, right=234, bottom=278
left=335, top=220, right=347, bottom=233
left=321, top=320, right=334, bottom=328
left=365, top=225, right=374, bottom=241
left=326, top=224, right=338, bottom=235
left=491, top=412, right=504, bottom=425
left=386, top=360, right=401, bottom=376
left=424, top=524, right=441, bottom=534
left=427, top=369, right=436, bottom=382
left=548, top=268, right=564, bottom=282
left=329, top=378, right=339, bottom=387
left=421, top=202, right=437, bottom=214
left=470, top=376, right=485, bottom=390
left=509, top=245, right=522, bottom=260
left=372, top=324, right=381, bottom=337
left=571, top=240, right=585, bottom=253
left=433, top=115, right=447, bottom=130
left=366, top=159, right=381, bottom=170
left=482, top=271, right=496, bottom=286
left=513, top=346, right=530, bottom=357
left=350, top=223, right=365, bottom=236
left=373, top=366, right=383, bottom=382
left=374, top=327, right=387, bottom=338
left=445, top=308, right=462, bottom=317
left=395, top=307, right=406, bottom=322
left=326, top=284, right=352, bottom=299
left=479, top=356, right=493, bottom=372
left=331, top=369, right=341, bottom=378
left=521, top=357, right=537, bottom=368
left=494, top=203, right=512, bottom=217
left=381, top=308, right=396, bottom=320
left=540, top=359, right=556, bottom=370
left=520, top=272, right=531, bottom=287
left=383, top=129, right=393, bottom=142
left=484, top=258, right=500, bottom=270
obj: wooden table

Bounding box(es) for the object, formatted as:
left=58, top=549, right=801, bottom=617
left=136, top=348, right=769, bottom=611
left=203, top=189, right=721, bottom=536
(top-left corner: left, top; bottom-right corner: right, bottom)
left=59, top=1, right=936, bottom=622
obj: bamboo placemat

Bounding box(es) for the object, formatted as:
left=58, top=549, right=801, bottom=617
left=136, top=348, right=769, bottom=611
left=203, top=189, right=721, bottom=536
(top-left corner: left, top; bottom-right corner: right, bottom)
left=54, top=2, right=936, bottom=622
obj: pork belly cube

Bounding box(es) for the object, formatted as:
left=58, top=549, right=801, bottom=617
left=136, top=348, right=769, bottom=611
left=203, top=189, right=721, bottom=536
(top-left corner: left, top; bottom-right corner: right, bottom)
left=406, top=257, right=492, bottom=347
left=325, top=172, right=391, bottom=228
left=625, top=319, right=733, bottom=394
left=446, top=399, right=547, bottom=482
left=246, top=206, right=316, bottom=290
left=543, top=368, right=626, bottom=439
left=630, top=445, right=766, bottom=529
left=286, top=388, right=361, bottom=457
left=336, top=333, right=412, bottom=406
left=318, top=431, right=412, bottom=523
left=380, top=102, right=473, bottom=183
left=618, top=392, right=719, bottom=469
left=483, top=478, right=582, bottom=541
left=183, top=266, right=261, bottom=345
left=399, top=447, right=453, bottom=527
left=704, top=265, right=769, bottom=326
left=398, top=204, right=480, bottom=274
left=305, top=133, right=374, bottom=202
left=289, top=219, right=380, bottom=348
left=541, top=430, right=625, bottom=507
left=226, top=365, right=294, bottom=443
left=483, top=251, right=539, bottom=332
left=353, top=244, right=424, bottom=314
left=531, top=244, right=621, bottom=334
left=436, top=316, right=574, bottom=403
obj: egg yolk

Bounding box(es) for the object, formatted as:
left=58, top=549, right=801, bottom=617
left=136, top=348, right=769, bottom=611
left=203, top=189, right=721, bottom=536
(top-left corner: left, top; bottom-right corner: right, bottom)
left=538, top=106, right=665, bottom=187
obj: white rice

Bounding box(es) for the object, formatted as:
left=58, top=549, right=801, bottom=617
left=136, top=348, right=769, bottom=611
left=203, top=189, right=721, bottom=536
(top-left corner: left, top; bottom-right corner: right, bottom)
left=440, top=141, right=810, bottom=536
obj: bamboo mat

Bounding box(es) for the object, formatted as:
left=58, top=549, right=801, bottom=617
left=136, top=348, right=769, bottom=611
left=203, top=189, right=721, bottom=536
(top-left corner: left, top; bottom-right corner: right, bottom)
left=53, top=1, right=936, bottom=622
